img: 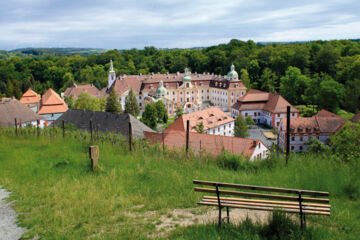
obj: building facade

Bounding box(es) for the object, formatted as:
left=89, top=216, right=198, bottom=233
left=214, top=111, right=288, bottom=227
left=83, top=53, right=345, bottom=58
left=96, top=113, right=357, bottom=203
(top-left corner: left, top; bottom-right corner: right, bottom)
left=165, top=107, right=235, bottom=137
left=278, top=110, right=347, bottom=152
left=231, top=89, right=299, bottom=129
left=104, top=61, right=247, bottom=117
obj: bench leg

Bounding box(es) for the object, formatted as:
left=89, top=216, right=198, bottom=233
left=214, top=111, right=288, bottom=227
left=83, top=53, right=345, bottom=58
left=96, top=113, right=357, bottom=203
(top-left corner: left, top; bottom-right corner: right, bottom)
left=218, top=206, right=222, bottom=227
left=227, top=207, right=230, bottom=223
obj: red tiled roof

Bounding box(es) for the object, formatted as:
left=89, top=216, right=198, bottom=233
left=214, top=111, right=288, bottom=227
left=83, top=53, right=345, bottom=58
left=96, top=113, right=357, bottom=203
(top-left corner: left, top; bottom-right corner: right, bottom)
left=63, top=84, right=103, bottom=99
left=144, top=130, right=265, bottom=158
left=19, top=88, right=41, bottom=104
left=38, top=88, right=68, bottom=114
left=351, top=112, right=360, bottom=123
left=281, top=111, right=347, bottom=134
left=233, top=90, right=298, bottom=113
left=315, top=109, right=342, bottom=118
left=110, top=76, right=142, bottom=96
left=166, top=107, right=234, bottom=132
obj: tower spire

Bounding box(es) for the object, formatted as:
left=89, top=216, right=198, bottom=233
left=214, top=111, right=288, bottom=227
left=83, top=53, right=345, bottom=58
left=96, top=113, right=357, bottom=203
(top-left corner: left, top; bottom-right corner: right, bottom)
left=110, top=59, right=114, bottom=73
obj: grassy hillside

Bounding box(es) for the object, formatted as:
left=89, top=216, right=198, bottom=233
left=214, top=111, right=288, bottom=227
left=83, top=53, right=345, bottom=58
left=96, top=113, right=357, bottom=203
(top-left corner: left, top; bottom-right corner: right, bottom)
left=0, top=132, right=359, bottom=239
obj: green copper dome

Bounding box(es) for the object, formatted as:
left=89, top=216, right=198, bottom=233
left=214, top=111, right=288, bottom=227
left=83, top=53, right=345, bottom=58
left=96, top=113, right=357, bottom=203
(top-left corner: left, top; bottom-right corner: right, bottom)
left=156, top=80, right=167, bottom=96
left=227, top=64, right=238, bottom=79
left=182, top=68, right=192, bottom=82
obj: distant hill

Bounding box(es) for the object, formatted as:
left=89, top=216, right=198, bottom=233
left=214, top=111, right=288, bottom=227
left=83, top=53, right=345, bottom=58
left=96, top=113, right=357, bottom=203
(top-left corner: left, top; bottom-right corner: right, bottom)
left=9, top=47, right=107, bottom=57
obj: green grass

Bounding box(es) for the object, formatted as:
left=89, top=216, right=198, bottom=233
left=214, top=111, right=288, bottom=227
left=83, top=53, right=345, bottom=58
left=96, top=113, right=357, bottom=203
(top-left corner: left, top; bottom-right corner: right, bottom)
left=0, top=132, right=359, bottom=239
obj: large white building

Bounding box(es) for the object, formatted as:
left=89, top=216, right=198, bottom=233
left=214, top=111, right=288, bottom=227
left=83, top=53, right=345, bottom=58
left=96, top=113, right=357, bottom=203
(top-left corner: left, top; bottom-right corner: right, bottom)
left=231, top=89, right=299, bottom=129
left=63, top=61, right=247, bottom=117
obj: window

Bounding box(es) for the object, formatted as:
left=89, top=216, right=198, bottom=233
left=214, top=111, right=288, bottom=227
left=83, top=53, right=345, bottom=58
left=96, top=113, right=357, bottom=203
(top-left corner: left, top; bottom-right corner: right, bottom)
left=300, top=146, right=303, bottom=151
left=292, top=113, right=295, bottom=117
left=245, top=113, right=248, bottom=117
left=254, top=112, right=257, bottom=116
left=291, top=137, right=295, bottom=141
left=291, top=146, right=294, bottom=151
left=224, top=126, right=226, bottom=130
left=186, top=83, right=189, bottom=88
left=277, top=114, right=280, bottom=117
left=173, top=91, right=175, bottom=95
left=277, top=122, right=280, bottom=126
left=180, top=92, right=183, bottom=95
left=300, top=137, right=303, bottom=141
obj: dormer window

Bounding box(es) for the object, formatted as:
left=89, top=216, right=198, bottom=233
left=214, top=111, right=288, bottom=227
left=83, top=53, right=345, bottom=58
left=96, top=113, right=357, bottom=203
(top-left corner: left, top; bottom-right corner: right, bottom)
left=198, top=117, right=203, bottom=120
left=209, top=114, right=214, bottom=117
left=218, top=118, right=222, bottom=121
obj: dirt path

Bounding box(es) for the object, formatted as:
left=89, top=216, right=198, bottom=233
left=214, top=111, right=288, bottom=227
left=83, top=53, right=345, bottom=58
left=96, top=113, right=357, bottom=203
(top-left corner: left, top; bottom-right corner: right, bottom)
left=0, top=186, right=25, bottom=240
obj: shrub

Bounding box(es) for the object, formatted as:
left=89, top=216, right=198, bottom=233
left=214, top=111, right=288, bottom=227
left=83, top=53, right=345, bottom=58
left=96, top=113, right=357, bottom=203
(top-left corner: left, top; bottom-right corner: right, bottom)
left=305, top=138, right=331, bottom=154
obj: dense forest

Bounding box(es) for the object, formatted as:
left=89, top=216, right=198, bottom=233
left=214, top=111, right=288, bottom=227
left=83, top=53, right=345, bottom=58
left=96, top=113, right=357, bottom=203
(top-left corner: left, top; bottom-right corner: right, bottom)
left=0, top=39, right=359, bottom=113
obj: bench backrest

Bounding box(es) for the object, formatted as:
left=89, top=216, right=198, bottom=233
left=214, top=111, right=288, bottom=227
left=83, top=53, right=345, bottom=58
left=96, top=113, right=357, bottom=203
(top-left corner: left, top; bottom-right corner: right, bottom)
left=193, top=180, right=330, bottom=204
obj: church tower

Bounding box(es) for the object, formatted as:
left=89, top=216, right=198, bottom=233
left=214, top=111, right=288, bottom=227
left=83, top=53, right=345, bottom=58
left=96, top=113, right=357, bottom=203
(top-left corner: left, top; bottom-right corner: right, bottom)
left=108, top=59, right=116, bottom=89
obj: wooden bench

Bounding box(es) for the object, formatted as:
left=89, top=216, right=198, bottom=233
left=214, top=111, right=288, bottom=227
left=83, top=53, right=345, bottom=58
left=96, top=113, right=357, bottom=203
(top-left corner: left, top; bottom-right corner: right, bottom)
left=193, top=180, right=330, bottom=228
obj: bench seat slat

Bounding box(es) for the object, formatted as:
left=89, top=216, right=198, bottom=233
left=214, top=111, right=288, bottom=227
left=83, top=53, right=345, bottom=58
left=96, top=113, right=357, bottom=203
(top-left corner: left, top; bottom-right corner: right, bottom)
left=195, top=187, right=330, bottom=203
left=203, top=196, right=331, bottom=208
left=198, top=201, right=331, bottom=216
left=193, top=180, right=329, bottom=197
left=201, top=199, right=330, bottom=212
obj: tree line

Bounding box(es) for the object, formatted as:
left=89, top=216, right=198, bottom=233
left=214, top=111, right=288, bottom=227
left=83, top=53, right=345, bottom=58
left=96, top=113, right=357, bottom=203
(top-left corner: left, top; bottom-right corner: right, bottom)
left=0, top=39, right=359, bottom=113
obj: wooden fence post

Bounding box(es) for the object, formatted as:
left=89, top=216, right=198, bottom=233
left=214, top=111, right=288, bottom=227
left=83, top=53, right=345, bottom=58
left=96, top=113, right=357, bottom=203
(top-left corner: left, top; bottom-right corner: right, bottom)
left=37, top=120, right=40, bottom=137
left=90, top=120, right=93, bottom=143
left=186, top=120, right=190, bottom=153
left=128, top=122, right=132, bottom=152
left=286, top=105, right=291, bottom=165
left=89, top=145, right=99, bottom=171
left=52, top=119, right=55, bottom=137
left=14, top=118, right=18, bottom=136
left=162, top=131, right=165, bottom=153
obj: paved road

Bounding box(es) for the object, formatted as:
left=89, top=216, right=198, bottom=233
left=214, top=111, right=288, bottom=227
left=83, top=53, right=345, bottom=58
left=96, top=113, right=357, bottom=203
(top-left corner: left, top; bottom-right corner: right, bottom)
left=248, top=125, right=277, bottom=148
left=0, top=186, right=24, bottom=240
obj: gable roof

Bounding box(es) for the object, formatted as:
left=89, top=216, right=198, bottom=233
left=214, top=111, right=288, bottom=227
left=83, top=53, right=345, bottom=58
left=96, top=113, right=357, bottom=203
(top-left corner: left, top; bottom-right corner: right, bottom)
left=166, top=107, right=234, bottom=132
left=144, top=130, right=267, bottom=158
left=107, top=76, right=142, bottom=96
left=351, top=112, right=360, bottom=123
left=315, top=109, right=342, bottom=118
left=0, top=99, right=42, bottom=126
left=54, top=109, right=154, bottom=139
left=19, top=88, right=41, bottom=104
left=280, top=111, right=347, bottom=134
left=63, top=84, right=103, bottom=99
left=38, top=88, right=68, bottom=115
left=233, top=90, right=298, bottom=113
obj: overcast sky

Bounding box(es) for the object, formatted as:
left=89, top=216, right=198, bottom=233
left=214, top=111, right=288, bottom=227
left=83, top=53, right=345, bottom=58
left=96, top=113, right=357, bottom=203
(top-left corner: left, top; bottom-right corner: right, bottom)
left=1, top=0, right=359, bottom=50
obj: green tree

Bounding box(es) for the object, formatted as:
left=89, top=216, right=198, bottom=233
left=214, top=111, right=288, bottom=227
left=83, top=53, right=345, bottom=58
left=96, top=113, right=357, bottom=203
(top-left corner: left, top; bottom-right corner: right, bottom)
left=240, top=69, right=251, bottom=90
left=280, top=67, right=308, bottom=104
left=175, top=107, right=184, bottom=119
left=124, top=89, right=140, bottom=117
left=194, top=122, right=205, bottom=133
left=234, top=116, right=249, bottom=138
left=64, top=95, right=75, bottom=109
left=141, top=104, right=158, bottom=130
left=154, top=100, right=168, bottom=123
left=305, top=138, right=330, bottom=153
left=330, top=122, right=360, bottom=163
left=317, top=77, right=345, bottom=112
left=260, top=68, right=277, bottom=93
left=245, top=116, right=255, bottom=125
left=105, top=88, right=122, bottom=113
left=74, top=92, right=103, bottom=111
